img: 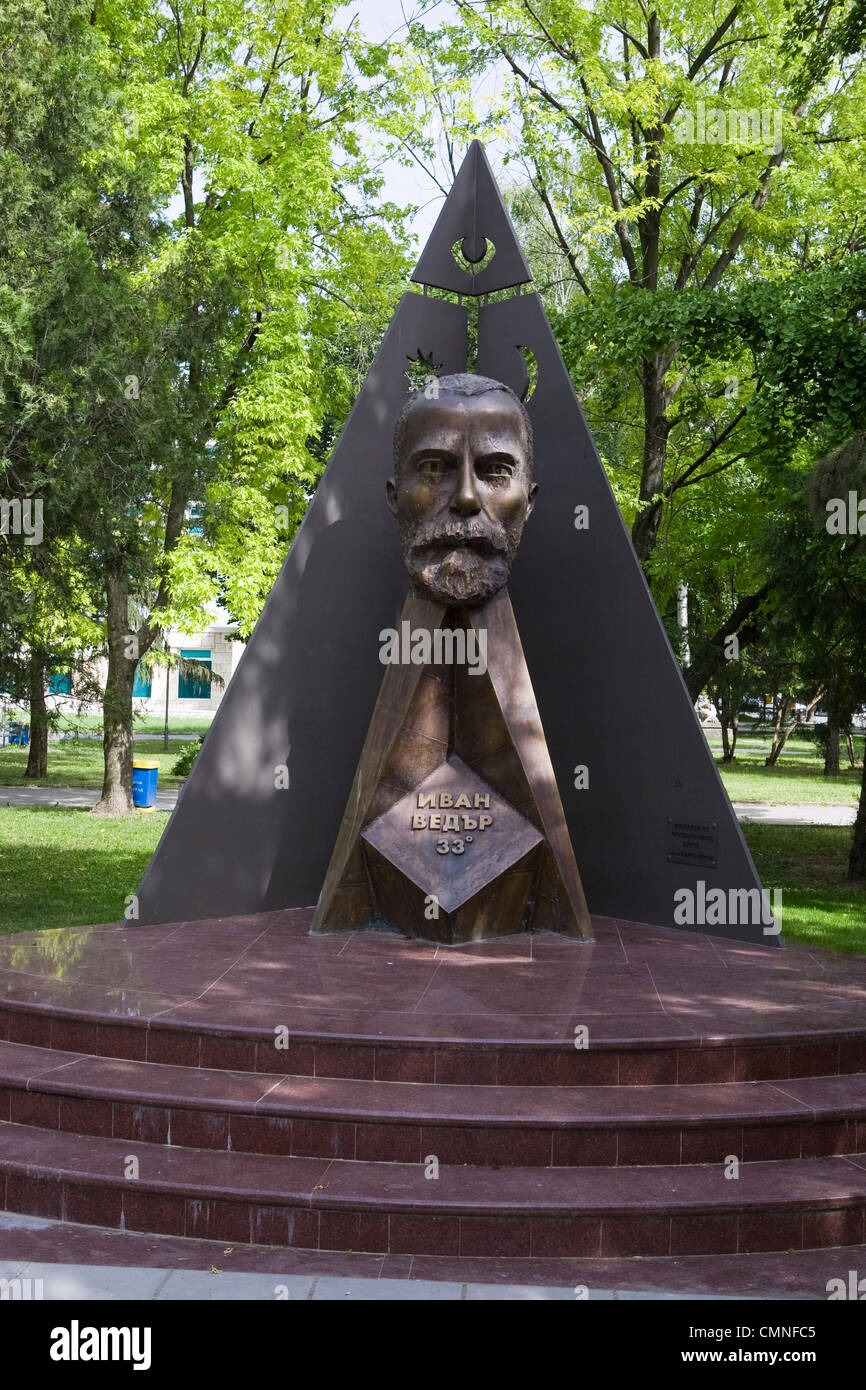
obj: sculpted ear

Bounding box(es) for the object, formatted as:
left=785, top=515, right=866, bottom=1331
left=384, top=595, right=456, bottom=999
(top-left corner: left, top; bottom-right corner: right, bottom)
left=386, top=478, right=398, bottom=517
left=526, top=481, right=538, bottom=519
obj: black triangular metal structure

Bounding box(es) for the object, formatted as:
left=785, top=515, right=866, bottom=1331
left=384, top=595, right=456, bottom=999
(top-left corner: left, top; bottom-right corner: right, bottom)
left=136, top=140, right=772, bottom=946
left=411, top=141, right=532, bottom=295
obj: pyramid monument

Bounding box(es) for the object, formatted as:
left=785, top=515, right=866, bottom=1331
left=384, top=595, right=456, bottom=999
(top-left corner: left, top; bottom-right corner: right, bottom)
left=136, top=142, right=771, bottom=946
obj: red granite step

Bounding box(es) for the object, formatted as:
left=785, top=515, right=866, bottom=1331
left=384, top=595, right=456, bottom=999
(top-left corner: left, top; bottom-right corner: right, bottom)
left=5, top=1209, right=866, bottom=1298
left=3, top=1000, right=865, bottom=1086
left=2, top=912, right=866, bottom=1088
left=2, top=915, right=865, bottom=1263
left=1, top=1121, right=865, bottom=1256
left=2, top=1040, right=865, bottom=1166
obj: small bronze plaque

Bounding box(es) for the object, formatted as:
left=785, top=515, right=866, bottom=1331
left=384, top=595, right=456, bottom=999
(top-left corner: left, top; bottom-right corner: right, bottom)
left=362, top=755, right=542, bottom=914
left=666, top=819, right=718, bottom=868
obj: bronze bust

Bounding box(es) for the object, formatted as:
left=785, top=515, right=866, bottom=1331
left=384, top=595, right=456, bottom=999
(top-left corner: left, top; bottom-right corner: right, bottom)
left=387, top=374, right=538, bottom=606
left=311, top=372, right=592, bottom=944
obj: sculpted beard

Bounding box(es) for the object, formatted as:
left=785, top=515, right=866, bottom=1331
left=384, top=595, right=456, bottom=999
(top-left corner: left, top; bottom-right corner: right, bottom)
left=400, top=515, right=523, bottom=605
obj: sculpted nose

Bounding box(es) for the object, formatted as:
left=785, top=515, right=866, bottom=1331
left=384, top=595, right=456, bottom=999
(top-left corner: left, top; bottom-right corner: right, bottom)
left=451, top=454, right=480, bottom=516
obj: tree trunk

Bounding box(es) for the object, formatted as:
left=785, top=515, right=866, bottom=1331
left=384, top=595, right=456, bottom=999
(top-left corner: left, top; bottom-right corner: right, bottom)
left=24, top=653, right=48, bottom=779
left=824, top=675, right=840, bottom=776
left=720, top=703, right=737, bottom=763
left=720, top=707, right=731, bottom=761
left=848, top=750, right=866, bottom=880
left=677, top=581, right=690, bottom=667
left=730, top=707, right=739, bottom=760
left=163, top=647, right=171, bottom=751
left=710, top=681, right=737, bottom=762
left=631, top=354, right=671, bottom=563
left=93, top=567, right=136, bottom=815
left=683, top=584, right=770, bottom=702
left=766, top=689, right=824, bottom=766
left=846, top=730, right=857, bottom=767
left=824, top=711, right=840, bottom=776
left=765, top=694, right=795, bottom=766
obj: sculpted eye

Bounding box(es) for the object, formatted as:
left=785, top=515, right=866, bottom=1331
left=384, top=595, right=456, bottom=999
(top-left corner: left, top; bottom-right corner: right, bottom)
left=478, top=459, right=514, bottom=478
left=418, top=457, right=449, bottom=476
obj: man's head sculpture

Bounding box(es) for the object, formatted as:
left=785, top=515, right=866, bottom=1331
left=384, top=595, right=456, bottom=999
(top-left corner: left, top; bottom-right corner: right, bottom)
left=387, top=373, right=537, bottom=607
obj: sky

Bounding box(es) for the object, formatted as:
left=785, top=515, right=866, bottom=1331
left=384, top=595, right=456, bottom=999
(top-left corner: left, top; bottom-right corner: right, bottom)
left=336, top=0, right=509, bottom=255
left=171, top=3, right=506, bottom=262
left=339, top=0, right=452, bottom=248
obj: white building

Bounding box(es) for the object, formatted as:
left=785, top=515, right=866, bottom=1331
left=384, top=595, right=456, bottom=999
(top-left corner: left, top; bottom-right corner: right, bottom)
left=131, top=612, right=245, bottom=718
left=37, top=607, right=245, bottom=722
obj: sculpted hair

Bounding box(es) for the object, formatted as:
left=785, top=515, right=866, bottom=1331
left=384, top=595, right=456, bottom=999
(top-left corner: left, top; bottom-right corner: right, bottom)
left=393, top=373, right=533, bottom=472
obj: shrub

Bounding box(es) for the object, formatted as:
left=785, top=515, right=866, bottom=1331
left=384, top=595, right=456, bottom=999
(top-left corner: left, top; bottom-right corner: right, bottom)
left=171, top=736, right=205, bottom=777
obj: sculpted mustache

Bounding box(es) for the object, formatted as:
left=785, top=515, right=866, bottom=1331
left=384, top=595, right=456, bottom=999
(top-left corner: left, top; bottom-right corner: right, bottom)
left=408, top=521, right=508, bottom=553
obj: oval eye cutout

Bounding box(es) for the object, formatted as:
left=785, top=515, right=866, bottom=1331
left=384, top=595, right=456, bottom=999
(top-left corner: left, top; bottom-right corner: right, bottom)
left=518, top=345, right=538, bottom=402
left=451, top=237, right=497, bottom=273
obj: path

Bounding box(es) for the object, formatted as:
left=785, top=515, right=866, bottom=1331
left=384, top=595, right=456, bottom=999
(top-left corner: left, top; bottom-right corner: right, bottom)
left=0, top=786, right=179, bottom=811
left=0, top=786, right=857, bottom=824
left=732, top=801, right=855, bottom=827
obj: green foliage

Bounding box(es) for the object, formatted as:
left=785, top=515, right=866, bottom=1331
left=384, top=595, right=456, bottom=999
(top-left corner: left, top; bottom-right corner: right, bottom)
left=0, top=0, right=415, bottom=803
left=88, top=0, right=416, bottom=635
left=170, top=737, right=205, bottom=778
left=0, top=0, right=131, bottom=713
left=783, top=0, right=866, bottom=92
left=391, top=0, right=866, bottom=612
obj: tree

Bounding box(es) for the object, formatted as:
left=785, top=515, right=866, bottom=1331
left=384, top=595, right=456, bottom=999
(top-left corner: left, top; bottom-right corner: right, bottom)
left=80, top=0, right=413, bottom=811
left=0, top=544, right=101, bottom=778
left=752, top=436, right=866, bottom=867
left=616, top=250, right=866, bottom=699
left=395, top=0, right=866, bottom=570
left=2, top=1, right=415, bottom=813
left=799, top=432, right=866, bottom=878
left=0, top=0, right=133, bottom=777
left=784, top=0, right=866, bottom=91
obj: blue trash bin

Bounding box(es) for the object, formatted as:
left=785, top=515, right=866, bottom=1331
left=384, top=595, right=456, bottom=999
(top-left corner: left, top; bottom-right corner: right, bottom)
left=132, top=760, right=159, bottom=809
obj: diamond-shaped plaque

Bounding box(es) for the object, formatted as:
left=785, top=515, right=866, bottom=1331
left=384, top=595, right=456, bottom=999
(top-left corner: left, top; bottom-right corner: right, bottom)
left=362, top=755, right=542, bottom=914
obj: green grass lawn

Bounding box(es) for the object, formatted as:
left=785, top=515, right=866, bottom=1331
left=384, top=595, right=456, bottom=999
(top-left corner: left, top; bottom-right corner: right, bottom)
left=743, top=823, right=866, bottom=954
left=3, top=710, right=213, bottom=736
left=0, top=808, right=863, bottom=955
left=4, top=721, right=861, bottom=811
left=131, top=717, right=212, bottom=734
left=0, top=738, right=185, bottom=789
left=0, top=807, right=166, bottom=933
left=711, top=732, right=863, bottom=806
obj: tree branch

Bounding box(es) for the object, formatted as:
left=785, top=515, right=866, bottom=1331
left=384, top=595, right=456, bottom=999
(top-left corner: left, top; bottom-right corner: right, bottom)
left=534, top=180, right=592, bottom=296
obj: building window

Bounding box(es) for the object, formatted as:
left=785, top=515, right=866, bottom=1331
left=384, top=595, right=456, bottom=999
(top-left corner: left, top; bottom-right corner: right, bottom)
left=48, top=670, right=72, bottom=695
left=132, top=663, right=152, bottom=698
left=178, top=649, right=212, bottom=700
